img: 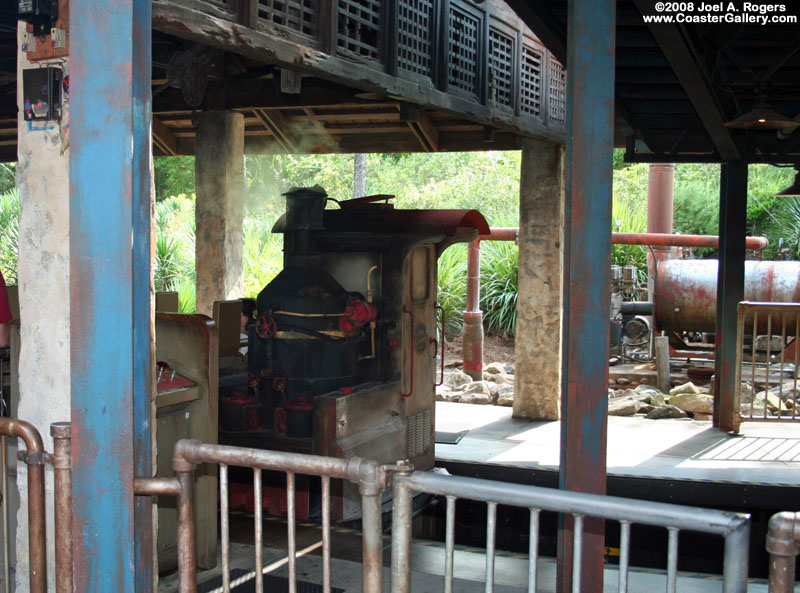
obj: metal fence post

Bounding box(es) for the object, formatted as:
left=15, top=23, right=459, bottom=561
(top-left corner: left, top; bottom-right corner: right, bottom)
left=766, top=512, right=800, bottom=593
left=391, top=473, right=413, bottom=593
left=50, top=423, right=73, bottom=593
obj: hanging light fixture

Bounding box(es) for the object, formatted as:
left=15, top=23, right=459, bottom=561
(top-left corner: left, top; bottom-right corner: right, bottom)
left=775, top=165, right=800, bottom=197
left=725, top=96, right=800, bottom=131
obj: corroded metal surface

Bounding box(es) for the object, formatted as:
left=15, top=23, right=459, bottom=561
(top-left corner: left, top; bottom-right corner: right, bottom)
left=50, top=423, right=72, bottom=593
left=559, top=0, right=615, bottom=589
left=655, top=260, right=800, bottom=333
left=69, top=1, right=152, bottom=591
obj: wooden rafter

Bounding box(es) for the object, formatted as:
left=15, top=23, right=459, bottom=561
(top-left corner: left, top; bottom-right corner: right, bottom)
left=152, top=115, right=178, bottom=156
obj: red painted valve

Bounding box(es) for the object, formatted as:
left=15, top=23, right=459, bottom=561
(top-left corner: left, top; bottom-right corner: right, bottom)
left=272, top=373, right=287, bottom=392
left=256, top=313, right=277, bottom=339
left=246, top=374, right=260, bottom=389
left=340, top=299, right=378, bottom=331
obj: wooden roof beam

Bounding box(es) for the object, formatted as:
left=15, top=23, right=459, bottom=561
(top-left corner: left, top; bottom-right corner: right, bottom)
left=253, top=108, right=297, bottom=152
left=152, top=115, right=179, bottom=156
left=634, top=1, right=740, bottom=161
left=400, top=103, right=439, bottom=152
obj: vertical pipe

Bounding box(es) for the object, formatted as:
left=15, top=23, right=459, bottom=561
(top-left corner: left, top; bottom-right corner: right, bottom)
left=559, top=0, right=615, bottom=590
left=715, top=162, right=748, bottom=431
left=322, top=476, right=331, bottom=593
left=51, top=423, right=73, bottom=593
left=391, top=477, right=413, bottom=593
left=287, top=472, right=297, bottom=593
left=723, top=520, right=750, bottom=593
left=177, top=470, right=197, bottom=593
left=1, top=436, right=7, bottom=593
left=463, top=238, right=484, bottom=380
left=69, top=0, right=152, bottom=589
left=221, top=465, right=230, bottom=593
left=571, top=515, right=583, bottom=593
left=647, top=164, right=675, bottom=235
left=750, top=311, right=757, bottom=420
left=666, top=528, right=679, bottom=593
left=361, top=493, right=383, bottom=593
left=445, top=497, right=456, bottom=593
left=528, top=510, right=540, bottom=593
left=765, top=315, right=773, bottom=419
left=618, top=521, right=630, bottom=593
left=485, top=502, right=497, bottom=593
left=255, top=469, right=263, bottom=593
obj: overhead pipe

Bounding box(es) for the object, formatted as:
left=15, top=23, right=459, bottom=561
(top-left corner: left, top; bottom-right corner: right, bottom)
left=461, top=228, right=768, bottom=375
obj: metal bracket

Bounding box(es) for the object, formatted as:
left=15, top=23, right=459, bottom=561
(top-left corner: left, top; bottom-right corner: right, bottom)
left=17, top=450, right=45, bottom=465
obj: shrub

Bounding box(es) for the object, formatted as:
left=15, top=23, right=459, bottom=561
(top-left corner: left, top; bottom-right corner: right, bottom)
left=480, top=241, right=518, bottom=337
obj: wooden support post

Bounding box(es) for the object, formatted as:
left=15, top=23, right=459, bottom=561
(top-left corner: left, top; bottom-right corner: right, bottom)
left=655, top=336, right=671, bottom=394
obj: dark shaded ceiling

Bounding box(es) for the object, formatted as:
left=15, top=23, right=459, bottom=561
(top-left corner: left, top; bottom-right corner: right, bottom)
left=505, top=0, right=800, bottom=163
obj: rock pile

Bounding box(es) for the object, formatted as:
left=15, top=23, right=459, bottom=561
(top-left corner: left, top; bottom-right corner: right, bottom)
left=438, top=361, right=793, bottom=421
left=437, top=362, right=516, bottom=406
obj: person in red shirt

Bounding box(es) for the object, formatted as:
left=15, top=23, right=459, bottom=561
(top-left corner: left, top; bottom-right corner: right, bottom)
left=0, top=270, right=12, bottom=348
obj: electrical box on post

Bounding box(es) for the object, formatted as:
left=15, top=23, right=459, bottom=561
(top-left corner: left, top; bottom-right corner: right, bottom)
left=17, top=0, right=57, bottom=35
left=23, top=67, right=62, bottom=122
left=19, top=0, right=69, bottom=62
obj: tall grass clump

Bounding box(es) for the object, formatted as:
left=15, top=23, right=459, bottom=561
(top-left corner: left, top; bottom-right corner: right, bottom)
left=437, top=244, right=467, bottom=338
left=0, top=189, right=19, bottom=283
left=480, top=241, right=518, bottom=337
left=611, top=185, right=648, bottom=279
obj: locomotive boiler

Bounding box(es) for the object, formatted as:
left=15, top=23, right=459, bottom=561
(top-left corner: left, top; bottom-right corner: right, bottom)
left=219, top=186, right=488, bottom=518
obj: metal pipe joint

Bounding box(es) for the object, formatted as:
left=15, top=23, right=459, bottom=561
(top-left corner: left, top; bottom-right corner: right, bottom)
left=767, top=511, right=800, bottom=557
left=173, top=438, right=202, bottom=472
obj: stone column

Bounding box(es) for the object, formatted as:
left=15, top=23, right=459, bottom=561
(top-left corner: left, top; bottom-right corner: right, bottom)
left=513, top=137, right=565, bottom=421
left=195, top=111, right=245, bottom=316
left=14, top=23, right=72, bottom=591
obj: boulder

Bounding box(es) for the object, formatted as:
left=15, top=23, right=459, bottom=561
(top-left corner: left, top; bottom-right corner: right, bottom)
left=668, top=393, right=714, bottom=415
left=693, top=413, right=712, bottom=422
left=496, top=385, right=514, bottom=407
left=459, top=391, right=492, bottom=405
left=616, top=377, right=631, bottom=386
left=609, top=397, right=639, bottom=416
left=443, top=370, right=472, bottom=390
left=755, top=335, right=783, bottom=352
left=739, top=383, right=753, bottom=404
left=749, top=392, right=791, bottom=415
left=669, top=382, right=701, bottom=396
left=484, top=362, right=506, bottom=375
left=645, top=405, right=687, bottom=419
left=636, top=403, right=655, bottom=415
left=502, top=363, right=515, bottom=375
left=484, top=372, right=512, bottom=385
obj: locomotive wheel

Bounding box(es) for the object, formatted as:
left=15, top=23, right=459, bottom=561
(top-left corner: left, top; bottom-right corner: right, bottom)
left=272, top=373, right=287, bottom=392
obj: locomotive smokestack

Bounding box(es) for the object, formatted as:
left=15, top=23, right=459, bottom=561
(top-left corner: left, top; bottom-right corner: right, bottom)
left=282, top=186, right=327, bottom=268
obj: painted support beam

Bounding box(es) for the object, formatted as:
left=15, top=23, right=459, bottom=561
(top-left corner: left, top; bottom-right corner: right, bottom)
left=714, top=162, right=748, bottom=432
left=70, top=1, right=153, bottom=592
left=153, top=116, right=178, bottom=156
left=634, top=0, right=740, bottom=162
left=558, top=0, right=615, bottom=591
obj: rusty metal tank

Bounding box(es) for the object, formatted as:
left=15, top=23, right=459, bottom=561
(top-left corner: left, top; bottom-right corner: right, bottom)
left=654, top=259, right=800, bottom=332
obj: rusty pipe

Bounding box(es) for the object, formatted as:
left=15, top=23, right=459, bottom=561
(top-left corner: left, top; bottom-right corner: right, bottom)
left=766, top=511, right=800, bottom=593
left=613, top=232, right=768, bottom=250
left=647, top=164, right=675, bottom=236
left=176, top=470, right=197, bottom=593
left=0, top=418, right=46, bottom=593
left=50, top=423, right=72, bottom=593
left=133, top=476, right=181, bottom=497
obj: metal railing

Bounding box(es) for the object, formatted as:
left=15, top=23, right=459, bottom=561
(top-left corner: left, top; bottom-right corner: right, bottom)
left=0, top=419, right=74, bottom=593
left=766, top=511, right=800, bottom=593
left=161, top=439, right=408, bottom=593
left=390, top=470, right=751, bottom=593
left=734, top=302, right=800, bottom=424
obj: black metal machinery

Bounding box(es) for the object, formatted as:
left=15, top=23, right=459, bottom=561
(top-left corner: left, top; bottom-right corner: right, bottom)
left=219, top=186, right=488, bottom=519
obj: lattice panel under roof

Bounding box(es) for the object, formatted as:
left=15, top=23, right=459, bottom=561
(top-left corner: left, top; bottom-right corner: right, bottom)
left=205, top=0, right=234, bottom=10
left=519, top=43, right=543, bottom=117
left=258, top=0, right=317, bottom=37
left=397, top=0, right=434, bottom=78
left=548, top=57, right=566, bottom=126
left=488, top=27, right=514, bottom=107
left=337, top=0, right=382, bottom=60
left=447, top=3, right=481, bottom=99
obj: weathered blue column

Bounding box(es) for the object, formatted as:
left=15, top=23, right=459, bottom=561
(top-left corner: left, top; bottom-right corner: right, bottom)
left=714, top=163, right=747, bottom=432
left=70, top=2, right=153, bottom=592
left=558, top=0, right=615, bottom=591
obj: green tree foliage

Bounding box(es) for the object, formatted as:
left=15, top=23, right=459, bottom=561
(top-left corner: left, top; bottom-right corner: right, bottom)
left=0, top=189, right=19, bottom=283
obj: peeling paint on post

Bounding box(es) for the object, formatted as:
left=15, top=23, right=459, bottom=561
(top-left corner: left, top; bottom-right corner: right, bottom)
left=558, top=0, right=615, bottom=591
left=70, top=1, right=152, bottom=592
